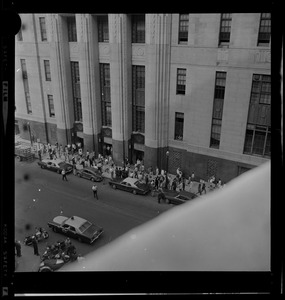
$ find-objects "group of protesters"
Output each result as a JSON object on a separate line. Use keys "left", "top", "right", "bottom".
{"left": 37, "top": 141, "right": 226, "bottom": 193}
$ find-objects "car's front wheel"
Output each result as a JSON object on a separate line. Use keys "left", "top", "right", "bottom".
{"left": 166, "top": 199, "right": 170, "bottom": 204}
{"left": 41, "top": 165, "right": 44, "bottom": 169}
{"left": 112, "top": 185, "right": 116, "bottom": 189}
{"left": 91, "top": 177, "right": 95, "bottom": 182}
{"left": 78, "top": 237, "right": 83, "bottom": 243}
{"left": 133, "top": 190, "right": 137, "bottom": 195}
{"left": 57, "top": 169, "right": 61, "bottom": 174}
{"left": 52, "top": 227, "right": 58, "bottom": 233}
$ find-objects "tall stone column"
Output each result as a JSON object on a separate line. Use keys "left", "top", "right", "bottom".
{"left": 48, "top": 14, "right": 74, "bottom": 146}
{"left": 77, "top": 14, "right": 102, "bottom": 154}
{"left": 109, "top": 14, "right": 132, "bottom": 165}
{"left": 144, "top": 14, "right": 172, "bottom": 170}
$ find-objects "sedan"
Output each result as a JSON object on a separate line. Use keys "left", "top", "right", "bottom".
{"left": 47, "top": 215, "right": 103, "bottom": 244}
{"left": 38, "top": 159, "right": 73, "bottom": 174}
{"left": 164, "top": 190, "right": 198, "bottom": 205}
{"left": 75, "top": 167, "right": 103, "bottom": 182}
{"left": 109, "top": 177, "right": 150, "bottom": 195}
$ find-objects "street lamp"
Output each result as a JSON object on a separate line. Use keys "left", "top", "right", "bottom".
{"left": 27, "top": 122, "right": 32, "bottom": 146}
{"left": 165, "top": 150, "right": 170, "bottom": 190}
{"left": 166, "top": 150, "right": 169, "bottom": 173}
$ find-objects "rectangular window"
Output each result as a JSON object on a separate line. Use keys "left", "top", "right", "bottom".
{"left": 244, "top": 74, "right": 271, "bottom": 157}
{"left": 25, "top": 92, "right": 32, "bottom": 114}
{"left": 210, "top": 72, "right": 227, "bottom": 148}
{"left": 132, "top": 15, "right": 145, "bottom": 43}
{"left": 257, "top": 13, "right": 271, "bottom": 46}
{"left": 70, "top": 61, "right": 82, "bottom": 122}
{"left": 98, "top": 15, "right": 109, "bottom": 42}
{"left": 20, "top": 59, "right": 28, "bottom": 79}
{"left": 100, "top": 63, "right": 111, "bottom": 126}
{"left": 39, "top": 17, "right": 47, "bottom": 41}
{"left": 47, "top": 95, "right": 55, "bottom": 117}
{"left": 178, "top": 14, "right": 189, "bottom": 44}
{"left": 219, "top": 13, "right": 232, "bottom": 45}
{"left": 132, "top": 65, "right": 145, "bottom": 132}
{"left": 250, "top": 74, "right": 271, "bottom": 105}
{"left": 176, "top": 68, "right": 186, "bottom": 95}
{"left": 17, "top": 27, "right": 23, "bottom": 41}
{"left": 67, "top": 16, "right": 77, "bottom": 42}
{"left": 244, "top": 125, "right": 271, "bottom": 157}
{"left": 44, "top": 60, "right": 51, "bottom": 81}
{"left": 20, "top": 59, "right": 32, "bottom": 114}
{"left": 174, "top": 112, "right": 184, "bottom": 141}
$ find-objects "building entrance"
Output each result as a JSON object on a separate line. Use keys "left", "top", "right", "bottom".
{"left": 133, "top": 149, "right": 144, "bottom": 165}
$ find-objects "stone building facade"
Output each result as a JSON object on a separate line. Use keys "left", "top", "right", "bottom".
{"left": 15, "top": 13, "right": 271, "bottom": 182}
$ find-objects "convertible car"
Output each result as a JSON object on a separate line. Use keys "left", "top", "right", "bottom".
{"left": 109, "top": 177, "right": 150, "bottom": 195}
{"left": 38, "top": 158, "right": 73, "bottom": 174}
{"left": 47, "top": 215, "right": 103, "bottom": 244}
{"left": 163, "top": 190, "right": 198, "bottom": 205}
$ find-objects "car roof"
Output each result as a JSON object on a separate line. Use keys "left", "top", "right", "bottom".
{"left": 81, "top": 167, "right": 100, "bottom": 173}
{"left": 65, "top": 216, "right": 88, "bottom": 228}
{"left": 122, "top": 177, "right": 139, "bottom": 184}
{"left": 42, "top": 158, "right": 65, "bottom": 164}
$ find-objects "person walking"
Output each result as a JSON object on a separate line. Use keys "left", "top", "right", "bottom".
{"left": 92, "top": 184, "right": 98, "bottom": 200}
{"left": 201, "top": 180, "right": 207, "bottom": 194}
{"left": 32, "top": 236, "right": 39, "bottom": 256}
{"left": 61, "top": 169, "right": 68, "bottom": 181}
{"left": 15, "top": 240, "right": 22, "bottom": 257}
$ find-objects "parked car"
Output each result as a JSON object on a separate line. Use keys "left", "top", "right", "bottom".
{"left": 164, "top": 190, "right": 198, "bottom": 205}
{"left": 109, "top": 177, "right": 150, "bottom": 195}
{"left": 75, "top": 167, "right": 103, "bottom": 182}
{"left": 47, "top": 215, "right": 103, "bottom": 244}
{"left": 38, "top": 158, "right": 73, "bottom": 174}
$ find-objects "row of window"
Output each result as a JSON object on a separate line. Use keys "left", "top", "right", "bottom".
{"left": 18, "top": 15, "right": 145, "bottom": 44}
{"left": 174, "top": 72, "right": 270, "bottom": 157}
{"left": 178, "top": 13, "right": 271, "bottom": 46}
{"left": 20, "top": 57, "right": 270, "bottom": 157}
{"left": 18, "top": 14, "right": 270, "bottom": 47}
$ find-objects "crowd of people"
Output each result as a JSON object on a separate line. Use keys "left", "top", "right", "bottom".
{"left": 36, "top": 142, "right": 225, "bottom": 192}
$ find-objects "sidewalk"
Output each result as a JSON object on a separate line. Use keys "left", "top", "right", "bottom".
{"left": 15, "top": 244, "right": 41, "bottom": 272}
{"left": 15, "top": 136, "right": 213, "bottom": 195}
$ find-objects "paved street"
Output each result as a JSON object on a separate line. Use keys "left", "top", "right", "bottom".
{"left": 15, "top": 158, "right": 172, "bottom": 271}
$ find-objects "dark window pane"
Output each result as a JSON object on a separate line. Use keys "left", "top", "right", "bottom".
{"left": 178, "top": 14, "right": 189, "bottom": 43}
{"left": 39, "top": 17, "right": 47, "bottom": 41}
{"left": 243, "top": 129, "right": 253, "bottom": 153}
{"left": 175, "top": 112, "right": 184, "bottom": 140}
{"left": 252, "top": 131, "right": 266, "bottom": 155}
{"left": 67, "top": 16, "right": 77, "bottom": 42}
{"left": 258, "top": 13, "right": 271, "bottom": 45}
{"left": 98, "top": 16, "right": 109, "bottom": 42}
{"left": 132, "top": 15, "right": 145, "bottom": 43}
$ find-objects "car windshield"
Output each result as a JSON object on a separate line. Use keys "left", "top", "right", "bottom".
{"left": 78, "top": 221, "right": 92, "bottom": 233}
{"left": 59, "top": 162, "right": 71, "bottom": 168}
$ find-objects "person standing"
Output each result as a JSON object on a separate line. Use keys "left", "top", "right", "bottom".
{"left": 92, "top": 184, "right": 98, "bottom": 200}
{"left": 38, "top": 149, "right": 42, "bottom": 161}
{"left": 15, "top": 240, "right": 22, "bottom": 257}
{"left": 32, "top": 236, "right": 39, "bottom": 256}
{"left": 182, "top": 177, "right": 186, "bottom": 191}
{"left": 197, "top": 182, "right": 202, "bottom": 195}
{"left": 61, "top": 169, "right": 68, "bottom": 181}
